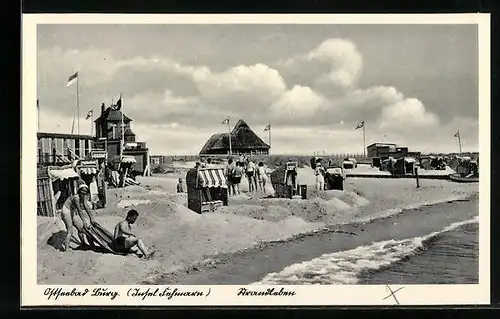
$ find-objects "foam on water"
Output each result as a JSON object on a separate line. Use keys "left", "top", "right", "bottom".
{"left": 350, "top": 194, "right": 471, "bottom": 224}
{"left": 251, "top": 216, "right": 478, "bottom": 285}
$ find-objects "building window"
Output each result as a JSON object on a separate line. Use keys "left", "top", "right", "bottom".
{"left": 55, "top": 138, "right": 64, "bottom": 155}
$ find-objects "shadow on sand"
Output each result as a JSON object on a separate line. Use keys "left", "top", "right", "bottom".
{"left": 46, "top": 230, "right": 112, "bottom": 254}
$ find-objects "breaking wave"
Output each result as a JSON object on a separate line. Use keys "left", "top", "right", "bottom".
{"left": 251, "top": 216, "right": 478, "bottom": 285}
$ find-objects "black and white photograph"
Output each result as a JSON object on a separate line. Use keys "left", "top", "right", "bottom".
{"left": 22, "top": 14, "right": 490, "bottom": 306}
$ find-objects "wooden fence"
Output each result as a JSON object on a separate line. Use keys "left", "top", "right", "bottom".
{"left": 37, "top": 178, "right": 54, "bottom": 217}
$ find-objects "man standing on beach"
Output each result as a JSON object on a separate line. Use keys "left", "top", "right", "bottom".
{"left": 225, "top": 159, "right": 235, "bottom": 196}
{"left": 245, "top": 158, "right": 257, "bottom": 192}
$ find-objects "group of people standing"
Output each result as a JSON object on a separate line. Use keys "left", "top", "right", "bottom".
{"left": 225, "top": 157, "right": 268, "bottom": 196}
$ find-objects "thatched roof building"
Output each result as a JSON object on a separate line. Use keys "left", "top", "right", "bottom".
{"left": 199, "top": 119, "right": 270, "bottom": 155}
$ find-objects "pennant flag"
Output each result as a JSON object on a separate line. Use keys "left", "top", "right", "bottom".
{"left": 221, "top": 118, "right": 230, "bottom": 125}
{"left": 454, "top": 130, "right": 460, "bottom": 138}
{"left": 111, "top": 96, "right": 122, "bottom": 111}
{"left": 264, "top": 124, "right": 271, "bottom": 131}
{"left": 66, "top": 71, "right": 78, "bottom": 87}
{"left": 355, "top": 121, "right": 364, "bottom": 130}
{"left": 85, "top": 109, "right": 93, "bottom": 120}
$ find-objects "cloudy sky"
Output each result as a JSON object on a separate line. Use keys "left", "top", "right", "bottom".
{"left": 37, "top": 24, "right": 478, "bottom": 155}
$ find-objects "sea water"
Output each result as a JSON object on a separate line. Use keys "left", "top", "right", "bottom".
{"left": 251, "top": 216, "right": 479, "bottom": 285}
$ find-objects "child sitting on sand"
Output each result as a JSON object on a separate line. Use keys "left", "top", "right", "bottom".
{"left": 176, "top": 178, "right": 184, "bottom": 193}
{"left": 112, "top": 209, "right": 156, "bottom": 259}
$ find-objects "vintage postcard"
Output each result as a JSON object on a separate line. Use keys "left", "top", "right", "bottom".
{"left": 22, "top": 14, "right": 490, "bottom": 306}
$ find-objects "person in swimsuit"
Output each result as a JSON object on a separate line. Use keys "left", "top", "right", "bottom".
{"left": 112, "top": 209, "right": 156, "bottom": 259}
{"left": 256, "top": 162, "right": 267, "bottom": 192}
{"left": 231, "top": 162, "right": 243, "bottom": 195}
{"left": 60, "top": 183, "right": 96, "bottom": 252}
{"left": 245, "top": 158, "right": 256, "bottom": 192}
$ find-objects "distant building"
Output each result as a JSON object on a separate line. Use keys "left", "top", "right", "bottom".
{"left": 93, "top": 103, "right": 150, "bottom": 175}
{"left": 199, "top": 119, "right": 270, "bottom": 155}
{"left": 367, "top": 142, "right": 420, "bottom": 159}
{"left": 367, "top": 143, "right": 397, "bottom": 158}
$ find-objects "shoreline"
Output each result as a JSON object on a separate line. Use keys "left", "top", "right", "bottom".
{"left": 153, "top": 194, "right": 478, "bottom": 285}
{"left": 37, "top": 175, "right": 479, "bottom": 285}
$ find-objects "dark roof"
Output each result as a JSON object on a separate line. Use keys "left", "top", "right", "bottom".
{"left": 199, "top": 119, "right": 270, "bottom": 154}
{"left": 124, "top": 128, "right": 135, "bottom": 136}
{"left": 94, "top": 107, "right": 132, "bottom": 123}
{"left": 367, "top": 142, "right": 397, "bottom": 148}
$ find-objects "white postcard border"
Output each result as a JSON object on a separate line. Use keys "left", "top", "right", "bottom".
{"left": 22, "top": 13, "right": 491, "bottom": 306}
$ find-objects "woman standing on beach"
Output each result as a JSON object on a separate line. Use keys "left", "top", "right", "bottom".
{"left": 245, "top": 158, "right": 257, "bottom": 192}
{"left": 232, "top": 161, "right": 243, "bottom": 195}
{"left": 60, "top": 183, "right": 96, "bottom": 252}
{"left": 257, "top": 162, "right": 267, "bottom": 192}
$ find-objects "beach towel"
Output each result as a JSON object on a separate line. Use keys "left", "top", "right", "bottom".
{"left": 264, "top": 182, "right": 275, "bottom": 196}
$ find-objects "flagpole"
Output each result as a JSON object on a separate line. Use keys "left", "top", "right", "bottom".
{"left": 77, "top": 70, "right": 80, "bottom": 135}
{"left": 90, "top": 110, "right": 93, "bottom": 136}
{"left": 228, "top": 117, "right": 232, "bottom": 155}
{"left": 268, "top": 121, "right": 272, "bottom": 155}
{"left": 71, "top": 104, "right": 76, "bottom": 134}
{"left": 363, "top": 121, "right": 366, "bottom": 158}
{"left": 37, "top": 99, "right": 40, "bottom": 132}
{"left": 457, "top": 130, "right": 462, "bottom": 155}
{"left": 120, "top": 93, "right": 124, "bottom": 159}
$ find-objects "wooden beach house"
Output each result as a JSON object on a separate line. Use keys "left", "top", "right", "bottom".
{"left": 93, "top": 103, "right": 150, "bottom": 176}
{"left": 199, "top": 119, "right": 270, "bottom": 156}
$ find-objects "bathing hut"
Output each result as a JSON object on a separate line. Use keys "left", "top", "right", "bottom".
{"left": 74, "top": 159, "right": 106, "bottom": 208}
{"left": 380, "top": 157, "right": 397, "bottom": 173}
{"left": 37, "top": 165, "right": 80, "bottom": 217}
{"left": 270, "top": 161, "right": 306, "bottom": 199}
{"left": 456, "top": 157, "right": 478, "bottom": 177}
{"left": 393, "top": 157, "right": 417, "bottom": 175}
{"left": 324, "top": 167, "right": 345, "bottom": 190}
{"left": 186, "top": 166, "right": 228, "bottom": 214}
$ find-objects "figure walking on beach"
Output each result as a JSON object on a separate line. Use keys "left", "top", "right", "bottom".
{"left": 315, "top": 162, "right": 326, "bottom": 191}
{"left": 112, "top": 209, "right": 156, "bottom": 259}
{"left": 225, "top": 158, "right": 235, "bottom": 196}
{"left": 60, "top": 183, "right": 96, "bottom": 252}
{"left": 245, "top": 158, "right": 257, "bottom": 192}
{"left": 232, "top": 161, "right": 243, "bottom": 195}
{"left": 257, "top": 162, "right": 267, "bottom": 192}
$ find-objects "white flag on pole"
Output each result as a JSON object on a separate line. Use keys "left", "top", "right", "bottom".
{"left": 66, "top": 71, "right": 78, "bottom": 87}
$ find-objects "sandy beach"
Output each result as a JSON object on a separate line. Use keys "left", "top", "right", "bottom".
{"left": 37, "top": 166, "right": 479, "bottom": 285}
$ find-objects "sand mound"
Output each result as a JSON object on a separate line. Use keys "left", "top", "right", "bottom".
{"left": 219, "top": 204, "right": 292, "bottom": 222}
{"left": 325, "top": 197, "right": 352, "bottom": 211}
{"left": 123, "top": 185, "right": 147, "bottom": 193}
{"left": 117, "top": 199, "right": 152, "bottom": 208}
{"left": 231, "top": 193, "right": 250, "bottom": 201}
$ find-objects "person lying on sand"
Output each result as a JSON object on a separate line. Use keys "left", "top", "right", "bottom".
{"left": 112, "top": 209, "right": 156, "bottom": 259}
{"left": 60, "top": 183, "right": 96, "bottom": 252}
